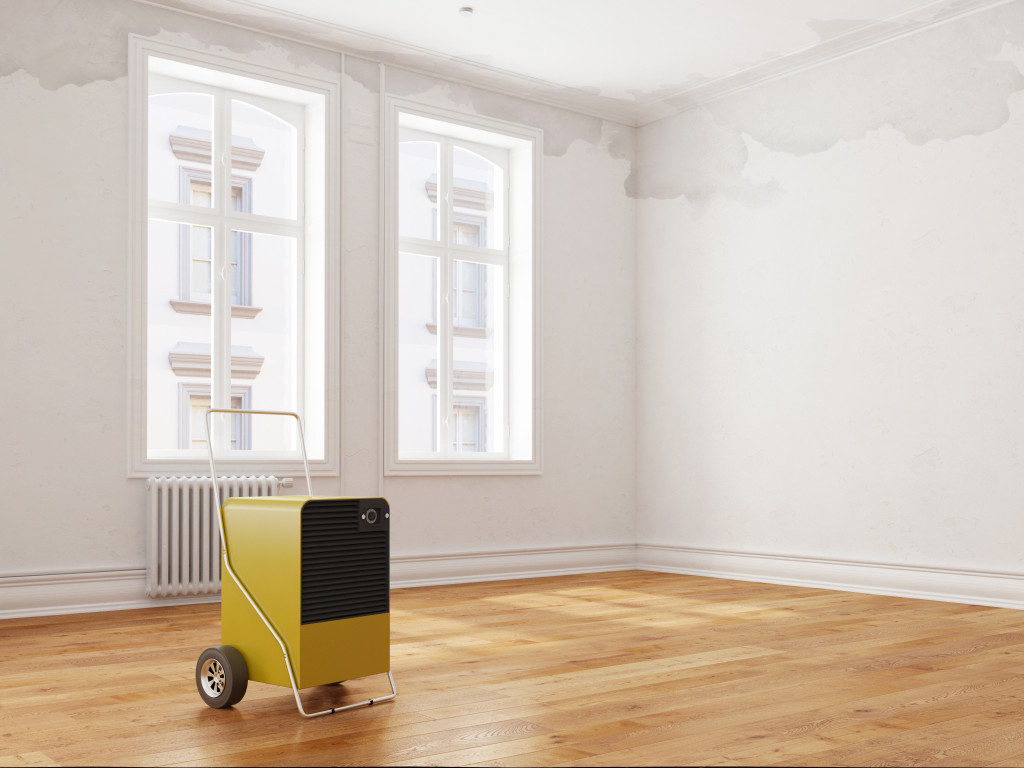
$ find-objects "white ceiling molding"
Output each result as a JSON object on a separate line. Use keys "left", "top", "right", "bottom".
{"left": 634, "top": 0, "right": 1019, "bottom": 125}
{"left": 135, "top": 0, "right": 640, "bottom": 124}
{"left": 136, "top": 0, "right": 1015, "bottom": 127}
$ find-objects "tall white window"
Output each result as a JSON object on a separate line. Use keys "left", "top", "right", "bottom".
{"left": 130, "top": 39, "right": 339, "bottom": 475}
{"left": 386, "top": 101, "right": 540, "bottom": 474}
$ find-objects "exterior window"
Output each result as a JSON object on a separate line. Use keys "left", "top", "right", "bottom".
{"left": 176, "top": 167, "right": 253, "bottom": 307}
{"left": 179, "top": 384, "right": 251, "bottom": 449}
{"left": 453, "top": 259, "right": 484, "bottom": 329}
{"left": 131, "top": 40, "right": 338, "bottom": 474}
{"left": 386, "top": 101, "right": 540, "bottom": 474}
{"left": 451, "top": 398, "right": 484, "bottom": 453}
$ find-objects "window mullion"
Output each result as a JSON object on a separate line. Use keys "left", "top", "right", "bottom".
{"left": 438, "top": 139, "right": 454, "bottom": 458}
{"left": 210, "top": 89, "right": 232, "bottom": 445}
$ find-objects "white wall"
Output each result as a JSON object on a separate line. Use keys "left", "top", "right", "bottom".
{"left": 635, "top": 2, "right": 1024, "bottom": 605}
{"left": 0, "top": 0, "right": 636, "bottom": 616}
{"left": 10, "top": 0, "right": 1020, "bottom": 619}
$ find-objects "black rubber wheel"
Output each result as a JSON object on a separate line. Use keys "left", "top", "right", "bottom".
{"left": 196, "top": 646, "right": 248, "bottom": 709}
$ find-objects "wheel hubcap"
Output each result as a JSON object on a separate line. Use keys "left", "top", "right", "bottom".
{"left": 201, "top": 658, "right": 226, "bottom": 697}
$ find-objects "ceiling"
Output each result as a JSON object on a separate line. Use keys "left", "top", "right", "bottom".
{"left": 156, "top": 0, "right": 1003, "bottom": 124}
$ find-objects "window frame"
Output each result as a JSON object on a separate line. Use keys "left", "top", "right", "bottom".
{"left": 384, "top": 97, "right": 542, "bottom": 476}
{"left": 127, "top": 36, "right": 341, "bottom": 478}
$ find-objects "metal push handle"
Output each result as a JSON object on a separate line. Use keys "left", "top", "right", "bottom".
{"left": 202, "top": 409, "right": 305, "bottom": 710}
{"left": 204, "top": 408, "right": 313, "bottom": 512}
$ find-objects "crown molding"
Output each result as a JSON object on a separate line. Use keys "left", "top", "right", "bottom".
{"left": 131, "top": 0, "right": 640, "bottom": 125}
{"left": 135, "top": 0, "right": 1014, "bottom": 128}
{"left": 633, "top": 0, "right": 1017, "bottom": 125}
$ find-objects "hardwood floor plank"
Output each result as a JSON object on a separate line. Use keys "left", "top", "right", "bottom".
{"left": 3, "top": 571, "right": 1024, "bottom": 766}
{"left": 380, "top": 735, "right": 589, "bottom": 766}
{"left": 0, "top": 754, "right": 61, "bottom": 767}
{"left": 464, "top": 745, "right": 595, "bottom": 766}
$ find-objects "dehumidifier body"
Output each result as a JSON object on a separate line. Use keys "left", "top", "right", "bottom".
{"left": 220, "top": 495, "right": 391, "bottom": 688}
{"left": 194, "top": 408, "right": 396, "bottom": 717}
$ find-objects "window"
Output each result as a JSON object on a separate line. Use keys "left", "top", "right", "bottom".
{"left": 385, "top": 100, "right": 540, "bottom": 474}
{"left": 451, "top": 397, "right": 485, "bottom": 453}
{"left": 129, "top": 38, "right": 339, "bottom": 475}
{"left": 174, "top": 159, "right": 254, "bottom": 310}
{"left": 178, "top": 384, "right": 251, "bottom": 449}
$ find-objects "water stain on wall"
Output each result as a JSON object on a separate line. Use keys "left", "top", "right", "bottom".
{"left": 3, "top": 0, "right": 632, "bottom": 168}
{"left": 720, "top": 5, "right": 1024, "bottom": 154}
{"left": 0, "top": 0, "right": 340, "bottom": 89}
{"left": 633, "top": 107, "right": 779, "bottom": 204}
{"left": 629, "top": 2, "right": 1024, "bottom": 202}
{"left": 370, "top": 65, "right": 633, "bottom": 160}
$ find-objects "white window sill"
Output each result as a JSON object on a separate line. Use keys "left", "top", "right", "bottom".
{"left": 129, "top": 457, "right": 336, "bottom": 479}
{"left": 385, "top": 458, "right": 541, "bottom": 476}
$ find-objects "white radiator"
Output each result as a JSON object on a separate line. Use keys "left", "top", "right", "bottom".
{"left": 146, "top": 475, "right": 280, "bottom": 597}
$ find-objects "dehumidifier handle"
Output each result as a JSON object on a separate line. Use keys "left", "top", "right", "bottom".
{"left": 203, "top": 408, "right": 314, "bottom": 513}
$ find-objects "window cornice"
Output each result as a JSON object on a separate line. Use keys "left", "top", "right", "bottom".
{"left": 168, "top": 126, "right": 266, "bottom": 172}
{"left": 169, "top": 299, "right": 263, "bottom": 319}
{"left": 167, "top": 342, "right": 265, "bottom": 379}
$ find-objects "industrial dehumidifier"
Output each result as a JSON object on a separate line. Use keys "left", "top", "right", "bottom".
{"left": 194, "top": 409, "right": 396, "bottom": 717}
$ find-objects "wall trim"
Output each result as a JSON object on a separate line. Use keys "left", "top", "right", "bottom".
{"left": 6, "top": 544, "right": 1023, "bottom": 619}
{"left": 0, "top": 569, "right": 218, "bottom": 620}
{"left": 637, "top": 544, "right": 1024, "bottom": 611}
{"left": 134, "top": 0, "right": 1013, "bottom": 127}
{"left": 132, "top": 0, "right": 638, "bottom": 126}
{"left": 637, "top": 0, "right": 1017, "bottom": 124}
{"left": 0, "top": 546, "right": 636, "bottom": 619}
{"left": 389, "top": 544, "right": 637, "bottom": 589}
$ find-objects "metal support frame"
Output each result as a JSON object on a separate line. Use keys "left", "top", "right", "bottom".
{"left": 205, "top": 408, "right": 397, "bottom": 717}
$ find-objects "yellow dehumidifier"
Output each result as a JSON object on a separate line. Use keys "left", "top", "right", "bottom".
{"left": 194, "top": 409, "right": 396, "bottom": 717}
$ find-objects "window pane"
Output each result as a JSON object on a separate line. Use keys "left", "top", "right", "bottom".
{"left": 148, "top": 93, "right": 213, "bottom": 207}
{"left": 453, "top": 260, "right": 481, "bottom": 327}
{"left": 231, "top": 100, "right": 297, "bottom": 219}
{"left": 398, "top": 252, "right": 440, "bottom": 456}
{"left": 189, "top": 179, "right": 212, "bottom": 207}
{"left": 452, "top": 146, "right": 503, "bottom": 249}
{"left": 190, "top": 392, "right": 247, "bottom": 449}
{"left": 189, "top": 224, "right": 213, "bottom": 299}
{"left": 452, "top": 261, "right": 504, "bottom": 453}
{"left": 147, "top": 219, "right": 211, "bottom": 454}
{"left": 453, "top": 403, "right": 481, "bottom": 453}
{"left": 399, "top": 141, "right": 440, "bottom": 241}
{"left": 228, "top": 232, "right": 298, "bottom": 452}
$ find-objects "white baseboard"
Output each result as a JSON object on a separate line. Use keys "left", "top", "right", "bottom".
{"left": 637, "top": 544, "right": 1024, "bottom": 610}
{"left": 0, "top": 569, "right": 218, "bottom": 619}
{"left": 4, "top": 543, "right": 1023, "bottom": 619}
{"left": 0, "top": 545, "right": 637, "bottom": 619}
{"left": 390, "top": 544, "right": 638, "bottom": 589}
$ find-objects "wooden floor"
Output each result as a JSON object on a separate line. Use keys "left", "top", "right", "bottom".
{"left": 3, "top": 571, "right": 1024, "bottom": 767}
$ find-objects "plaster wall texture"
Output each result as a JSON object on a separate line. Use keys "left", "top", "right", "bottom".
{"left": 0, "top": 0, "right": 636, "bottom": 584}
{"left": 7, "top": 0, "right": 1017, "bottom": 607}
{"left": 636, "top": 1, "right": 1024, "bottom": 572}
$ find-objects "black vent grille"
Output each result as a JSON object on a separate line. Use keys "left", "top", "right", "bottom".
{"left": 301, "top": 499, "right": 389, "bottom": 625}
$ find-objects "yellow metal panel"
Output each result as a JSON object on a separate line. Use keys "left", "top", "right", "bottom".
{"left": 218, "top": 495, "right": 391, "bottom": 692}
{"left": 221, "top": 570, "right": 293, "bottom": 687}
{"left": 298, "top": 613, "right": 391, "bottom": 688}
{"left": 220, "top": 496, "right": 306, "bottom": 687}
